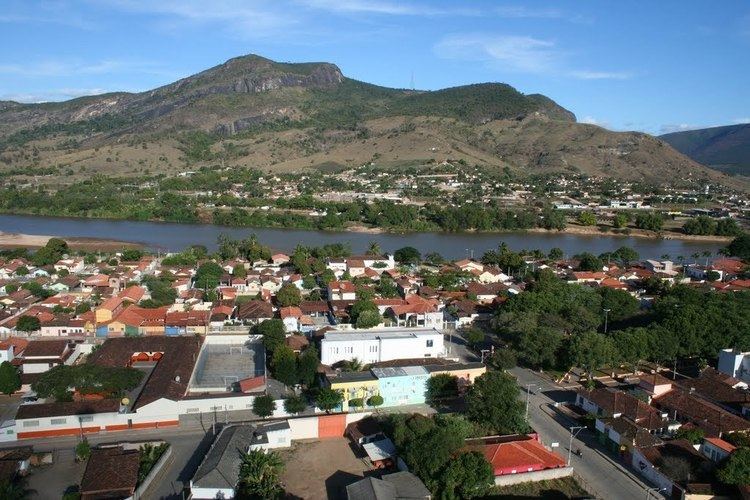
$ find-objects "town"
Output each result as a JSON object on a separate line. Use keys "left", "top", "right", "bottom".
{"left": 0, "top": 231, "right": 747, "bottom": 499}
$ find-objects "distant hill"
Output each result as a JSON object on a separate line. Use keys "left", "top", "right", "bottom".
{"left": 0, "top": 53, "right": 740, "bottom": 189}
{"left": 660, "top": 123, "right": 750, "bottom": 176}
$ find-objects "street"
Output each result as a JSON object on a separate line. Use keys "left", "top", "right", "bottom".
{"left": 510, "top": 367, "right": 664, "bottom": 500}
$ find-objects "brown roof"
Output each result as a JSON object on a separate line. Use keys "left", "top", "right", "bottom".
{"left": 653, "top": 387, "right": 750, "bottom": 436}
{"left": 15, "top": 399, "right": 121, "bottom": 420}
{"left": 80, "top": 446, "right": 140, "bottom": 497}
{"left": 22, "top": 339, "right": 70, "bottom": 358}
{"left": 235, "top": 300, "right": 273, "bottom": 320}
{"left": 300, "top": 300, "right": 330, "bottom": 314}
{"left": 88, "top": 336, "right": 203, "bottom": 409}
{"left": 577, "top": 388, "right": 665, "bottom": 430}
{"left": 677, "top": 367, "right": 750, "bottom": 408}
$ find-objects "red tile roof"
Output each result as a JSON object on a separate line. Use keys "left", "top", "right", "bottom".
{"left": 476, "top": 437, "right": 566, "bottom": 476}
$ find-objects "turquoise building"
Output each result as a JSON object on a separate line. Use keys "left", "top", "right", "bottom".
{"left": 370, "top": 366, "right": 429, "bottom": 407}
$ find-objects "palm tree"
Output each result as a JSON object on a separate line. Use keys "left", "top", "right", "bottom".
{"left": 661, "top": 254, "right": 670, "bottom": 261}
{"left": 342, "top": 357, "right": 363, "bottom": 372}
{"left": 691, "top": 252, "right": 700, "bottom": 264}
{"left": 0, "top": 477, "right": 35, "bottom": 500}
{"left": 702, "top": 250, "right": 712, "bottom": 266}
{"left": 366, "top": 241, "right": 382, "bottom": 256}
{"left": 238, "top": 449, "right": 285, "bottom": 499}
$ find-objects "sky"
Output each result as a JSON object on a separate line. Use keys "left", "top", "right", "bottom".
{"left": 1, "top": 0, "right": 748, "bottom": 135}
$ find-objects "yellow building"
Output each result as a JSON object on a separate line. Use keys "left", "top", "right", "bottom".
{"left": 425, "top": 362, "right": 487, "bottom": 393}
{"left": 328, "top": 371, "right": 381, "bottom": 412}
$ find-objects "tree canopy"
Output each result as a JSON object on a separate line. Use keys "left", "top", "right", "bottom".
{"left": 465, "top": 372, "right": 527, "bottom": 435}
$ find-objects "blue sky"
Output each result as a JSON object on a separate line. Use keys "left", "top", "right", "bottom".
{"left": 1, "top": 0, "right": 748, "bottom": 134}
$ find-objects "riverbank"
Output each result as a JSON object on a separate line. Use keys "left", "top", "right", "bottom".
{"left": 527, "top": 225, "right": 735, "bottom": 243}
{"left": 0, "top": 232, "right": 143, "bottom": 251}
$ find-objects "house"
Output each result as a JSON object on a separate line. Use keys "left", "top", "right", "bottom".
{"left": 328, "top": 280, "right": 357, "bottom": 301}
{"left": 385, "top": 295, "right": 442, "bottom": 329}
{"left": 651, "top": 387, "right": 750, "bottom": 436}
{"left": 700, "top": 437, "right": 735, "bottom": 463}
{"left": 424, "top": 362, "right": 486, "bottom": 392}
{"left": 191, "top": 423, "right": 291, "bottom": 499}
{"left": 575, "top": 388, "right": 667, "bottom": 431}
{"left": 165, "top": 310, "right": 211, "bottom": 336}
{"left": 280, "top": 306, "right": 304, "bottom": 333}
{"left": 466, "top": 434, "right": 570, "bottom": 486}
{"left": 234, "top": 300, "right": 273, "bottom": 325}
{"left": 717, "top": 348, "right": 750, "bottom": 384}
{"left": 19, "top": 339, "right": 72, "bottom": 374}
{"left": 631, "top": 440, "right": 715, "bottom": 498}
{"left": 455, "top": 259, "right": 483, "bottom": 273}
{"left": 94, "top": 296, "right": 124, "bottom": 323}
{"left": 329, "top": 371, "right": 380, "bottom": 411}
{"left": 346, "top": 417, "right": 386, "bottom": 445}
{"left": 320, "top": 328, "right": 444, "bottom": 366}
{"left": 371, "top": 366, "right": 430, "bottom": 407}
{"left": 346, "top": 471, "right": 431, "bottom": 500}
{"left": 0, "top": 446, "right": 32, "bottom": 484}
{"left": 79, "top": 446, "right": 140, "bottom": 500}
{"left": 271, "top": 253, "right": 290, "bottom": 266}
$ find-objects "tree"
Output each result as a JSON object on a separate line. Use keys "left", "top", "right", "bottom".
{"left": 724, "top": 233, "right": 750, "bottom": 260}
{"left": 394, "top": 246, "right": 421, "bottom": 265}
{"left": 194, "top": 261, "right": 224, "bottom": 290}
{"left": 463, "top": 327, "right": 485, "bottom": 350}
{"left": 465, "top": 372, "right": 527, "bottom": 435}
{"left": 367, "top": 394, "right": 383, "bottom": 409}
{"left": 683, "top": 216, "right": 717, "bottom": 236}
{"left": 675, "top": 426, "right": 705, "bottom": 444}
{"left": 706, "top": 270, "right": 721, "bottom": 281}
{"left": 0, "top": 362, "right": 20, "bottom": 396}
{"left": 14, "top": 266, "right": 28, "bottom": 276}
{"left": 121, "top": 249, "right": 143, "bottom": 261}
{"left": 253, "top": 395, "right": 276, "bottom": 418}
{"left": 490, "top": 348, "right": 517, "bottom": 371}
{"left": 576, "top": 252, "right": 604, "bottom": 272}
{"left": 16, "top": 316, "right": 40, "bottom": 333}
{"left": 366, "top": 241, "right": 382, "bottom": 256}
{"left": 441, "top": 451, "right": 493, "bottom": 499}
{"left": 350, "top": 299, "right": 378, "bottom": 325}
{"left": 599, "top": 287, "right": 640, "bottom": 321}
{"left": 611, "top": 246, "right": 640, "bottom": 267}
{"left": 257, "top": 319, "right": 286, "bottom": 353}
{"left": 613, "top": 213, "right": 629, "bottom": 229}
{"left": 355, "top": 309, "right": 381, "bottom": 329}
{"left": 577, "top": 211, "right": 597, "bottom": 226}
{"left": 341, "top": 358, "right": 363, "bottom": 372}
{"left": 276, "top": 283, "right": 301, "bottom": 307}
{"left": 716, "top": 218, "right": 741, "bottom": 237}
{"left": 297, "top": 345, "right": 319, "bottom": 387}
{"left": 75, "top": 439, "right": 91, "bottom": 461}
{"left": 232, "top": 264, "right": 247, "bottom": 278}
{"left": 426, "top": 374, "right": 459, "bottom": 407}
{"left": 271, "top": 346, "right": 297, "bottom": 387}
{"left": 635, "top": 212, "right": 664, "bottom": 231}
{"left": 567, "top": 331, "right": 616, "bottom": 375}
{"left": 32, "top": 237, "right": 69, "bottom": 266}
{"left": 0, "top": 476, "right": 34, "bottom": 500}
{"left": 283, "top": 394, "right": 306, "bottom": 415}
{"left": 718, "top": 447, "right": 750, "bottom": 485}
{"left": 548, "top": 247, "right": 564, "bottom": 260}
{"left": 238, "top": 449, "right": 284, "bottom": 499}
{"left": 315, "top": 388, "right": 343, "bottom": 413}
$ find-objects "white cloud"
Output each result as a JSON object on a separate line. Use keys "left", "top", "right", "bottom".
{"left": 435, "top": 34, "right": 633, "bottom": 79}
{"left": 568, "top": 70, "right": 633, "bottom": 80}
{"left": 0, "top": 59, "right": 173, "bottom": 78}
{"left": 103, "top": 0, "right": 300, "bottom": 39}
{"left": 300, "top": 0, "right": 479, "bottom": 16}
{"left": 580, "top": 116, "right": 610, "bottom": 128}
{"left": 435, "top": 34, "right": 558, "bottom": 74}
{"left": 0, "top": 88, "right": 119, "bottom": 103}
{"left": 659, "top": 123, "right": 702, "bottom": 134}
{"left": 732, "top": 117, "right": 750, "bottom": 124}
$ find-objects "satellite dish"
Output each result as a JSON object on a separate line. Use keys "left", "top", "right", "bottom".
{"left": 121, "top": 397, "right": 130, "bottom": 406}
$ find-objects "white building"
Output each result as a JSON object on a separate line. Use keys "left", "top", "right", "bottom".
{"left": 320, "top": 328, "right": 445, "bottom": 365}
{"left": 718, "top": 349, "right": 750, "bottom": 384}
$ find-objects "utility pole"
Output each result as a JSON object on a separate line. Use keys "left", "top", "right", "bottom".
{"left": 603, "top": 308, "right": 611, "bottom": 334}
{"left": 525, "top": 383, "right": 537, "bottom": 421}
{"left": 567, "top": 426, "right": 585, "bottom": 465}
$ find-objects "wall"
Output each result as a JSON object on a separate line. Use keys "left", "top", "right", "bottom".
{"left": 321, "top": 331, "right": 444, "bottom": 365}
{"left": 132, "top": 444, "right": 173, "bottom": 500}
{"left": 378, "top": 374, "right": 429, "bottom": 407}
{"left": 492, "top": 466, "right": 573, "bottom": 486}
{"left": 631, "top": 448, "right": 674, "bottom": 493}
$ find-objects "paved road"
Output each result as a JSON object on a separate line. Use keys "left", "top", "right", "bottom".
{"left": 510, "top": 367, "right": 665, "bottom": 500}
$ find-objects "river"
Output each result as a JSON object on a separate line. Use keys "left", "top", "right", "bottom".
{"left": 0, "top": 214, "right": 727, "bottom": 260}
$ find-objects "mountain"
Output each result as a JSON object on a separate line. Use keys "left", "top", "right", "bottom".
{"left": 660, "top": 123, "right": 750, "bottom": 177}
{"left": 0, "top": 54, "right": 740, "bottom": 189}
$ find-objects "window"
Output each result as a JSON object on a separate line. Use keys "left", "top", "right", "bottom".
{"left": 50, "top": 418, "right": 67, "bottom": 425}
{"left": 426, "top": 340, "right": 433, "bottom": 347}
{"left": 22, "top": 421, "right": 39, "bottom": 428}
{"left": 79, "top": 416, "right": 94, "bottom": 423}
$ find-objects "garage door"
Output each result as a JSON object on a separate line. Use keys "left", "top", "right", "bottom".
{"left": 317, "top": 414, "right": 346, "bottom": 438}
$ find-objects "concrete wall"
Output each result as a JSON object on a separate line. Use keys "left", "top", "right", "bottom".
{"left": 492, "top": 466, "right": 574, "bottom": 486}
{"left": 632, "top": 448, "right": 674, "bottom": 493}
{"left": 132, "top": 444, "right": 173, "bottom": 500}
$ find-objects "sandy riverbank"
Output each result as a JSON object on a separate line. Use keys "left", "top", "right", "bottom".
{"left": 0, "top": 232, "right": 143, "bottom": 251}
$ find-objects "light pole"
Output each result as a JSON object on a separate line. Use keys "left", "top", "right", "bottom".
{"left": 567, "top": 426, "right": 585, "bottom": 465}
{"left": 524, "top": 383, "right": 537, "bottom": 421}
{"left": 603, "top": 308, "right": 611, "bottom": 334}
